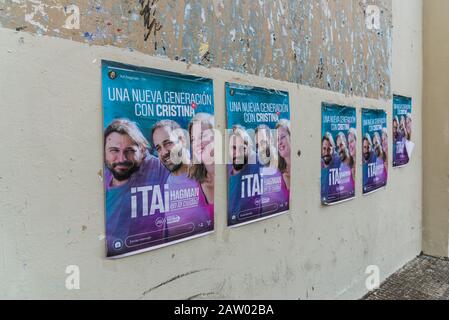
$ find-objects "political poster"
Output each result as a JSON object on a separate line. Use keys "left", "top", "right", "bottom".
{"left": 102, "top": 60, "right": 214, "bottom": 258}
{"left": 393, "top": 95, "right": 413, "bottom": 167}
{"left": 321, "top": 103, "right": 357, "bottom": 205}
{"left": 226, "top": 83, "right": 291, "bottom": 227}
{"left": 362, "top": 108, "right": 388, "bottom": 194}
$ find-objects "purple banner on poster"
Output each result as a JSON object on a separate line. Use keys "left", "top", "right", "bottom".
{"left": 362, "top": 108, "right": 388, "bottom": 194}
{"left": 393, "top": 95, "right": 413, "bottom": 167}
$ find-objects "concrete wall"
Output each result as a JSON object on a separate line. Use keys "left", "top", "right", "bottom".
{"left": 0, "top": 0, "right": 393, "bottom": 99}
{"left": 422, "top": 0, "right": 449, "bottom": 258}
{"left": 0, "top": 0, "right": 422, "bottom": 299}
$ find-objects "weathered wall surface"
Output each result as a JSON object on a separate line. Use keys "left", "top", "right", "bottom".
{"left": 0, "top": 0, "right": 392, "bottom": 99}
{"left": 422, "top": 0, "right": 449, "bottom": 258}
{"left": 0, "top": 0, "right": 421, "bottom": 299}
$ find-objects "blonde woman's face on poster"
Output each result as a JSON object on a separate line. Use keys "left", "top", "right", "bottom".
{"left": 191, "top": 122, "right": 214, "bottom": 165}
{"left": 382, "top": 132, "right": 388, "bottom": 154}
{"left": 277, "top": 126, "right": 290, "bottom": 160}
{"left": 348, "top": 132, "right": 356, "bottom": 157}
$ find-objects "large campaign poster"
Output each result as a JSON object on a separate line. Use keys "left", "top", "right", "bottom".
{"left": 102, "top": 60, "right": 215, "bottom": 258}
{"left": 321, "top": 103, "right": 357, "bottom": 205}
{"left": 225, "top": 83, "right": 291, "bottom": 227}
{"left": 362, "top": 108, "right": 388, "bottom": 194}
{"left": 393, "top": 95, "right": 413, "bottom": 167}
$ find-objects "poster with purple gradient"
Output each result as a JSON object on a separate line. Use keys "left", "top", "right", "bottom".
{"left": 321, "top": 103, "right": 357, "bottom": 205}
{"left": 102, "top": 60, "right": 214, "bottom": 258}
{"left": 393, "top": 95, "right": 413, "bottom": 167}
{"left": 226, "top": 83, "right": 291, "bottom": 227}
{"left": 362, "top": 108, "right": 388, "bottom": 194}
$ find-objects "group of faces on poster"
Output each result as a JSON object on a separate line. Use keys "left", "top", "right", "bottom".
{"left": 227, "top": 120, "right": 291, "bottom": 224}
{"left": 321, "top": 126, "right": 390, "bottom": 183}
{"left": 105, "top": 115, "right": 216, "bottom": 189}
{"left": 102, "top": 61, "right": 414, "bottom": 259}
{"left": 393, "top": 113, "right": 413, "bottom": 143}
{"left": 321, "top": 128, "right": 357, "bottom": 180}
{"left": 104, "top": 116, "right": 291, "bottom": 205}
{"left": 106, "top": 111, "right": 406, "bottom": 216}
{"left": 320, "top": 109, "right": 411, "bottom": 201}
{"left": 228, "top": 121, "right": 291, "bottom": 186}
{"left": 103, "top": 114, "right": 292, "bottom": 255}
{"left": 104, "top": 113, "right": 216, "bottom": 244}
{"left": 363, "top": 128, "right": 389, "bottom": 174}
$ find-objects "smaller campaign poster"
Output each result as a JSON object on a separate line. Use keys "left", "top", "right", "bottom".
{"left": 226, "top": 83, "right": 291, "bottom": 227}
{"left": 102, "top": 60, "right": 214, "bottom": 258}
{"left": 393, "top": 95, "right": 413, "bottom": 167}
{"left": 321, "top": 103, "right": 357, "bottom": 205}
{"left": 362, "top": 108, "right": 388, "bottom": 194}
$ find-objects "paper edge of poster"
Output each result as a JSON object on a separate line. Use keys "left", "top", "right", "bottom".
{"left": 106, "top": 230, "right": 215, "bottom": 259}
{"left": 393, "top": 162, "right": 410, "bottom": 169}
{"left": 362, "top": 184, "right": 387, "bottom": 196}
{"left": 322, "top": 196, "right": 356, "bottom": 206}
{"left": 101, "top": 59, "right": 214, "bottom": 84}
{"left": 228, "top": 210, "right": 290, "bottom": 229}
{"left": 225, "top": 81, "right": 290, "bottom": 97}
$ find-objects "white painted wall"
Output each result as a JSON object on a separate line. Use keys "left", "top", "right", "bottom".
{"left": 0, "top": 0, "right": 422, "bottom": 299}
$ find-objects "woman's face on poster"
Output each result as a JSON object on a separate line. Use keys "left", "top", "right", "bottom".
{"left": 393, "top": 120, "right": 398, "bottom": 138}
{"left": 382, "top": 132, "right": 388, "bottom": 154}
{"left": 372, "top": 134, "right": 377, "bottom": 145}
{"left": 373, "top": 134, "right": 383, "bottom": 158}
{"left": 336, "top": 134, "right": 349, "bottom": 162}
{"left": 277, "top": 126, "right": 291, "bottom": 160}
{"left": 406, "top": 117, "right": 412, "bottom": 138}
{"left": 191, "top": 122, "right": 214, "bottom": 165}
{"left": 348, "top": 132, "right": 356, "bottom": 158}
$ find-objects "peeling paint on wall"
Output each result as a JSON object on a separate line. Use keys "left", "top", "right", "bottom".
{"left": 0, "top": 0, "right": 392, "bottom": 99}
